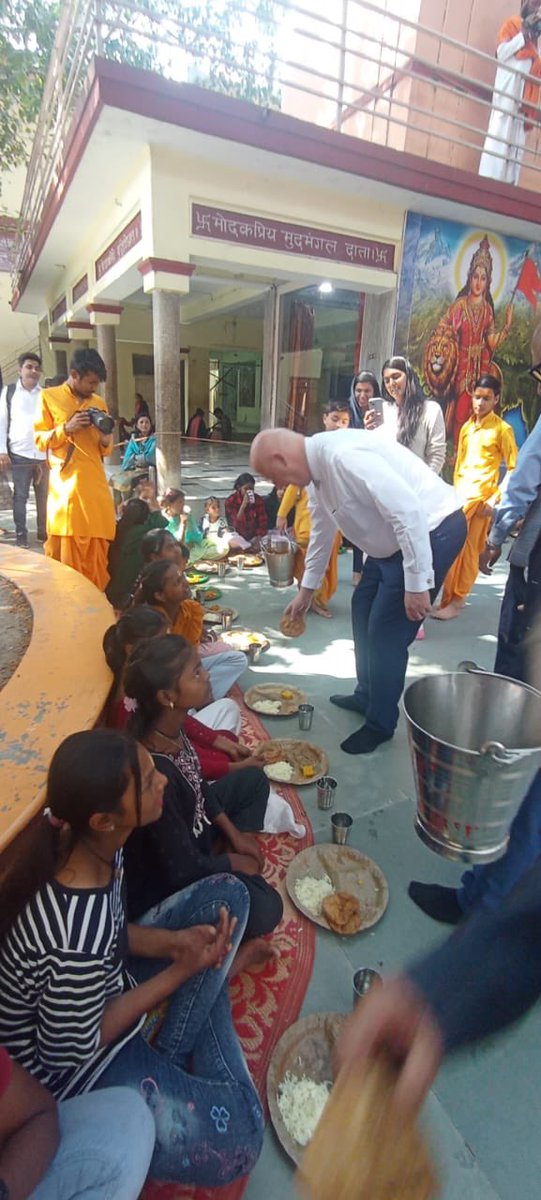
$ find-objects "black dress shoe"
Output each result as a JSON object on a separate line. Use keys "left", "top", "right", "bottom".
{"left": 329, "top": 694, "right": 366, "bottom": 714}
{"left": 408, "top": 882, "right": 463, "bottom": 924}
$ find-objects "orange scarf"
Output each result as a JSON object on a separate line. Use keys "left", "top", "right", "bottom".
{"left": 498, "top": 16, "right": 541, "bottom": 125}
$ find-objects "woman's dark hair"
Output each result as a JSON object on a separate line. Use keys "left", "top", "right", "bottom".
{"left": 133, "top": 559, "right": 174, "bottom": 607}
{"left": 233, "top": 473, "right": 255, "bottom": 491}
{"left": 354, "top": 371, "right": 381, "bottom": 397}
{"left": 134, "top": 413, "right": 154, "bottom": 434}
{"left": 107, "top": 499, "right": 149, "bottom": 582}
{"left": 141, "top": 527, "right": 176, "bottom": 563}
{"left": 103, "top": 605, "right": 168, "bottom": 682}
{"left": 125, "top": 634, "right": 193, "bottom": 739}
{"left": 382, "top": 356, "right": 425, "bottom": 449}
{"left": 0, "top": 731, "right": 141, "bottom": 941}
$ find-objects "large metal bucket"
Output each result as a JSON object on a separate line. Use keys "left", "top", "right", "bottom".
{"left": 403, "top": 669, "right": 541, "bottom": 864}
{"left": 261, "top": 536, "right": 297, "bottom": 589}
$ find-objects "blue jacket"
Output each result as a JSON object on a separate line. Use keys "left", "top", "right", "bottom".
{"left": 121, "top": 434, "right": 156, "bottom": 471}
{"left": 409, "top": 858, "right": 541, "bottom": 1051}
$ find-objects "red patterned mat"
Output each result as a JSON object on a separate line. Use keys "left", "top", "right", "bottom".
{"left": 143, "top": 686, "right": 315, "bottom": 1200}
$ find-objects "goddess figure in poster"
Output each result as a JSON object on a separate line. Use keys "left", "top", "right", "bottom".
{"left": 424, "top": 235, "right": 513, "bottom": 444}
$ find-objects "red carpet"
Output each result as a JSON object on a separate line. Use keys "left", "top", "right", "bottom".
{"left": 143, "top": 687, "right": 315, "bottom": 1200}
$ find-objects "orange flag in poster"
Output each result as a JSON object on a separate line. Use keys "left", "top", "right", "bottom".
{"left": 516, "top": 255, "right": 541, "bottom": 310}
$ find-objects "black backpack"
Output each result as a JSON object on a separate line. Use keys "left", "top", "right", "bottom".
{"left": 5, "top": 383, "right": 16, "bottom": 453}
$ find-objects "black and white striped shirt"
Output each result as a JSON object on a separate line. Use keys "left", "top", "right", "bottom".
{"left": 0, "top": 853, "right": 143, "bottom": 1100}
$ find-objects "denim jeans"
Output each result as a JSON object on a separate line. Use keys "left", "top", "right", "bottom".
{"left": 352, "top": 509, "right": 467, "bottom": 735}
{"left": 95, "top": 876, "right": 264, "bottom": 1186}
{"left": 30, "top": 1088, "right": 155, "bottom": 1199}
{"left": 200, "top": 649, "right": 248, "bottom": 700}
{"left": 10, "top": 453, "right": 49, "bottom": 540}
{"left": 458, "top": 771, "right": 541, "bottom": 915}
{"left": 494, "top": 538, "right": 541, "bottom": 683}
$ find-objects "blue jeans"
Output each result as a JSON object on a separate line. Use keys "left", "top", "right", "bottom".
{"left": 352, "top": 509, "right": 467, "bottom": 736}
{"left": 203, "top": 650, "right": 248, "bottom": 700}
{"left": 458, "top": 770, "right": 541, "bottom": 915}
{"left": 95, "top": 877, "right": 264, "bottom": 1186}
{"left": 31, "top": 1088, "right": 155, "bottom": 1199}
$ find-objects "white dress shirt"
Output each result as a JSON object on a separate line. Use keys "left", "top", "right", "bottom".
{"left": 303, "top": 430, "right": 458, "bottom": 592}
{"left": 0, "top": 381, "right": 45, "bottom": 460}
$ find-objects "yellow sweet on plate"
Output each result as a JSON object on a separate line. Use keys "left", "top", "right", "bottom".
{"left": 302, "top": 765, "right": 315, "bottom": 778}
{"left": 281, "top": 689, "right": 295, "bottom": 700}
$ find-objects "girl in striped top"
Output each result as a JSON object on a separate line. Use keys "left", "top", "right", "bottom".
{"left": 0, "top": 729, "right": 263, "bottom": 1186}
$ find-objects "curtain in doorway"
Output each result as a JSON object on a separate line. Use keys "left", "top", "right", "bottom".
{"left": 286, "top": 301, "right": 315, "bottom": 432}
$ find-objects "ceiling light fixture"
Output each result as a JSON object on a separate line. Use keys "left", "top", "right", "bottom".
{"left": 319, "top": 281, "right": 333, "bottom": 294}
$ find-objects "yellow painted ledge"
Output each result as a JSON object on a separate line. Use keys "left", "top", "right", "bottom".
{"left": 0, "top": 546, "right": 113, "bottom": 850}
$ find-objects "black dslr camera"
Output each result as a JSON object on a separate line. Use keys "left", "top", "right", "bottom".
{"left": 85, "top": 407, "right": 115, "bottom": 435}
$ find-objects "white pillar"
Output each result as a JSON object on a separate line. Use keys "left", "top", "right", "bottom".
{"left": 152, "top": 289, "right": 182, "bottom": 491}
{"left": 359, "top": 291, "right": 396, "bottom": 377}
{"left": 261, "top": 285, "right": 279, "bottom": 429}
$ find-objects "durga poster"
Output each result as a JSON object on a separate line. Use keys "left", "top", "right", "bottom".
{"left": 395, "top": 211, "right": 541, "bottom": 448}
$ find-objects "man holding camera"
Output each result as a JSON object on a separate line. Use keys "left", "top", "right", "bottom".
{"left": 34, "top": 348, "right": 116, "bottom": 590}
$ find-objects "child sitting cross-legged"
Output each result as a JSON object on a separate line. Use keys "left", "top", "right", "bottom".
{"left": 124, "top": 635, "right": 283, "bottom": 946}
{"left": 103, "top": 609, "right": 262, "bottom": 780}
{"left": 0, "top": 729, "right": 265, "bottom": 1187}
{"left": 161, "top": 487, "right": 227, "bottom": 563}
{"left": 134, "top": 558, "right": 247, "bottom": 699}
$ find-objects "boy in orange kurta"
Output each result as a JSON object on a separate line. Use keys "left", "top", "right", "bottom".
{"left": 276, "top": 401, "right": 350, "bottom": 618}
{"left": 433, "top": 373, "right": 517, "bottom": 620}
{"left": 34, "top": 349, "right": 116, "bottom": 591}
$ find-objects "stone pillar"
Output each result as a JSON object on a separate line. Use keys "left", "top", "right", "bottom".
{"left": 95, "top": 324, "right": 119, "bottom": 419}
{"left": 152, "top": 289, "right": 182, "bottom": 491}
{"left": 359, "top": 291, "right": 396, "bottom": 377}
{"left": 261, "top": 285, "right": 279, "bottom": 429}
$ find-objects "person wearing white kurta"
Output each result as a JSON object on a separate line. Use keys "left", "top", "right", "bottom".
{"left": 251, "top": 428, "right": 466, "bottom": 754}
{"left": 479, "top": 3, "right": 541, "bottom": 185}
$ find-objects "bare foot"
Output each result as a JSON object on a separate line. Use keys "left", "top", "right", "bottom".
{"left": 311, "top": 602, "right": 333, "bottom": 619}
{"left": 230, "top": 937, "right": 278, "bottom": 977}
{"left": 430, "top": 601, "right": 464, "bottom": 621}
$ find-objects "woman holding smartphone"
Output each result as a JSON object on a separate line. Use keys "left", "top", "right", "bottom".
{"left": 365, "top": 356, "right": 446, "bottom": 474}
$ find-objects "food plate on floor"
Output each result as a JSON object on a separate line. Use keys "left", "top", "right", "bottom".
{"left": 244, "top": 683, "right": 308, "bottom": 716}
{"left": 196, "top": 560, "right": 232, "bottom": 575}
{"left": 198, "top": 587, "right": 222, "bottom": 603}
{"left": 257, "top": 739, "right": 328, "bottom": 785}
{"left": 186, "top": 571, "right": 209, "bottom": 586}
{"left": 286, "top": 845, "right": 389, "bottom": 933}
{"left": 230, "top": 553, "right": 264, "bottom": 568}
{"left": 220, "top": 629, "right": 271, "bottom": 654}
{"left": 202, "top": 605, "right": 239, "bottom": 624}
{"left": 267, "top": 1012, "right": 345, "bottom": 1166}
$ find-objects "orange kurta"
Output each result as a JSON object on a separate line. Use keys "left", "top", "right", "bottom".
{"left": 277, "top": 485, "right": 340, "bottom": 609}
{"left": 35, "top": 383, "right": 116, "bottom": 590}
{"left": 156, "top": 599, "right": 205, "bottom": 644}
{"left": 442, "top": 412, "right": 517, "bottom": 606}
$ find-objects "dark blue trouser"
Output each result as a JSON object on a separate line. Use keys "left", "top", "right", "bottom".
{"left": 352, "top": 509, "right": 467, "bottom": 736}
{"left": 458, "top": 770, "right": 541, "bottom": 915}
{"left": 494, "top": 537, "right": 541, "bottom": 683}
{"left": 10, "top": 452, "right": 48, "bottom": 540}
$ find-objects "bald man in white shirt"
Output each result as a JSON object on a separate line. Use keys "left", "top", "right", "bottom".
{"left": 251, "top": 429, "right": 466, "bottom": 753}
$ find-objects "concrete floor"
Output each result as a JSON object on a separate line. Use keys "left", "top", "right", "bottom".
{"left": 2, "top": 449, "right": 541, "bottom": 1197}
{"left": 213, "top": 552, "right": 540, "bottom": 1200}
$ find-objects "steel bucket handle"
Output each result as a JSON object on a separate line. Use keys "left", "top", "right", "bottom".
{"left": 457, "top": 660, "right": 485, "bottom": 674}
{"left": 480, "top": 740, "right": 531, "bottom": 765}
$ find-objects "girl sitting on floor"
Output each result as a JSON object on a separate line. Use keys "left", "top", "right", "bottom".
{"left": 103, "top": 608, "right": 259, "bottom": 778}
{"left": 106, "top": 492, "right": 167, "bottom": 609}
{"left": 124, "top": 636, "right": 283, "bottom": 943}
{"left": 0, "top": 729, "right": 264, "bottom": 1187}
{"left": 161, "top": 488, "right": 227, "bottom": 563}
{"left": 134, "top": 559, "right": 247, "bottom": 699}
{"left": 224, "top": 474, "right": 268, "bottom": 551}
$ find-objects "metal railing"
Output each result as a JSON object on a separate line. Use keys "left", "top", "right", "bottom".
{"left": 15, "top": 0, "right": 541, "bottom": 289}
